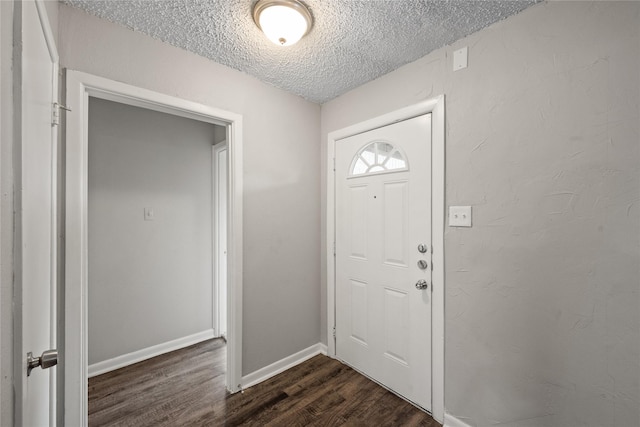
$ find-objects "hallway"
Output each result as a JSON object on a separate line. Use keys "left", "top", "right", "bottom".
{"left": 88, "top": 339, "right": 439, "bottom": 426}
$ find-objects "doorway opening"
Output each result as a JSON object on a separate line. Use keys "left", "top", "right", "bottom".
{"left": 65, "top": 70, "right": 244, "bottom": 426}
{"left": 85, "top": 97, "right": 226, "bottom": 379}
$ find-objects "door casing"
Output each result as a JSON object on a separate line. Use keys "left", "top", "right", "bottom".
{"left": 326, "top": 97, "right": 445, "bottom": 423}
{"left": 64, "top": 70, "right": 244, "bottom": 426}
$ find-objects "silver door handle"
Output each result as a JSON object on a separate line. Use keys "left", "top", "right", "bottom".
{"left": 415, "top": 279, "right": 428, "bottom": 290}
{"left": 27, "top": 349, "right": 58, "bottom": 376}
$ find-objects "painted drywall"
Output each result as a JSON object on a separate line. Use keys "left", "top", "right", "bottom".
{"left": 59, "top": 3, "right": 321, "bottom": 375}
{"left": 87, "top": 97, "right": 221, "bottom": 364}
{"left": 321, "top": 2, "right": 639, "bottom": 426}
{"left": 212, "top": 126, "right": 226, "bottom": 146}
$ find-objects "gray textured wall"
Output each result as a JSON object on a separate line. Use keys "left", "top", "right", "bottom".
{"left": 321, "top": 2, "right": 639, "bottom": 426}
{"left": 59, "top": 3, "right": 321, "bottom": 376}
{"left": 88, "top": 98, "right": 222, "bottom": 365}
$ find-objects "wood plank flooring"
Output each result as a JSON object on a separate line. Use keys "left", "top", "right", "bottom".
{"left": 88, "top": 339, "right": 441, "bottom": 426}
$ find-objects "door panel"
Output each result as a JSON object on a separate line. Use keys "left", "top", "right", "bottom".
{"left": 19, "top": 1, "right": 57, "bottom": 425}
{"left": 347, "top": 185, "right": 368, "bottom": 259}
{"left": 349, "top": 279, "right": 368, "bottom": 345}
{"left": 383, "top": 180, "right": 409, "bottom": 266}
{"left": 383, "top": 287, "right": 409, "bottom": 364}
{"left": 335, "top": 114, "right": 432, "bottom": 410}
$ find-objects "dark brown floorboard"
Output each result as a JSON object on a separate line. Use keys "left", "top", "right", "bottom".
{"left": 88, "top": 339, "right": 441, "bottom": 426}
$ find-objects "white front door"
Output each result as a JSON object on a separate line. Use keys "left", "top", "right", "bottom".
{"left": 335, "top": 114, "right": 432, "bottom": 410}
{"left": 18, "top": 1, "right": 58, "bottom": 425}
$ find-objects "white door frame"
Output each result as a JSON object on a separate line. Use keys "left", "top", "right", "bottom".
{"left": 326, "top": 96, "right": 445, "bottom": 423}
{"left": 65, "top": 70, "right": 244, "bottom": 426}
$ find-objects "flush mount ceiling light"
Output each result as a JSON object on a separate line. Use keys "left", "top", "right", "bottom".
{"left": 253, "top": 0, "right": 313, "bottom": 47}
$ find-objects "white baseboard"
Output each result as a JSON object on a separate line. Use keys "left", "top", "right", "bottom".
{"left": 241, "top": 342, "right": 328, "bottom": 389}
{"left": 444, "top": 413, "right": 474, "bottom": 427}
{"left": 88, "top": 329, "right": 215, "bottom": 378}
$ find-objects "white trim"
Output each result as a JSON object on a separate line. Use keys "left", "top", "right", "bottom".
{"left": 65, "top": 70, "right": 244, "bottom": 427}
{"left": 88, "top": 330, "right": 215, "bottom": 378}
{"left": 431, "top": 95, "right": 446, "bottom": 423}
{"left": 326, "top": 96, "right": 446, "bottom": 423}
{"left": 444, "top": 413, "right": 474, "bottom": 427}
{"left": 33, "top": 1, "right": 59, "bottom": 425}
{"left": 242, "top": 343, "right": 328, "bottom": 389}
{"left": 34, "top": 0, "right": 58, "bottom": 63}
{"left": 211, "top": 145, "right": 217, "bottom": 336}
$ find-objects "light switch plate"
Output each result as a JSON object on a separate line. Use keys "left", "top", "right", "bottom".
{"left": 144, "top": 207, "right": 154, "bottom": 221}
{"left": 453, "top": 46, "right": 468, "bottom": 71}
{"left": 449, "top": 206, "right": 472, "bottom": 227}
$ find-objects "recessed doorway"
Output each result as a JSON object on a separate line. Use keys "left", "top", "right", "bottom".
{"left": 86, "top": 97, "right": 226, "bottom": 379}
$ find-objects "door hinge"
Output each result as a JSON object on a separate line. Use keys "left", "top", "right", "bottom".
{"left": 333, "top": 241, "right": 336, "bottom": 256}
{"left": 332, "top": 326, "right": 336, "bottom": 338}
{"left": 333, "top": 157, "right": 336, "bottom": 172}
{"left": 52, "top": 102, "right": 72, "bottom": 126}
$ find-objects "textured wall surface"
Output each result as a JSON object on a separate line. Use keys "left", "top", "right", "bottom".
{"left": 59, "top": 3, "right": 321, "bottom": 376}
{"left": 321, "top": 2, "right": 639, "bottom": 426}
{"left": 88, "top": 98, "right": 221, "bottom": 365}
{"left": 61, "top": 0, "right": 537, "bottom": 104}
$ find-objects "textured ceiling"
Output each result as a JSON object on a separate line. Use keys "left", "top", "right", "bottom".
{"left": 62, "top": 0, "right": 539, "bottom": 104}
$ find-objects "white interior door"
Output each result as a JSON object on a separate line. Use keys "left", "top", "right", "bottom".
{"left": 335, "top": 114, "right": 432, "bottom": 410}
{"left": 214, "top": 142, "right": 228, "bottom": 337}
{"left": 17, "top": 1, "right": 58, "bottom": 425}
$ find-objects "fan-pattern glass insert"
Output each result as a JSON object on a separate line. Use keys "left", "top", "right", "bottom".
{"left": 350, "top": 141, "right": 408, "bottom": 177}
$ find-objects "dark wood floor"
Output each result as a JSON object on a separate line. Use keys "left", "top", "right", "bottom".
{"left": 89, "top": 339, "right": 441, "bottom": 426}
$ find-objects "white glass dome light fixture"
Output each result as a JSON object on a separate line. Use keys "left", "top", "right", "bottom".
{"left": 253, "top": 0, "right": 313, "bottom": 47}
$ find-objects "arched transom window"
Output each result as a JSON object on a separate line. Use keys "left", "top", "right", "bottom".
{"left": 349, "top": 141, "right": 408, "bottom": 177}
